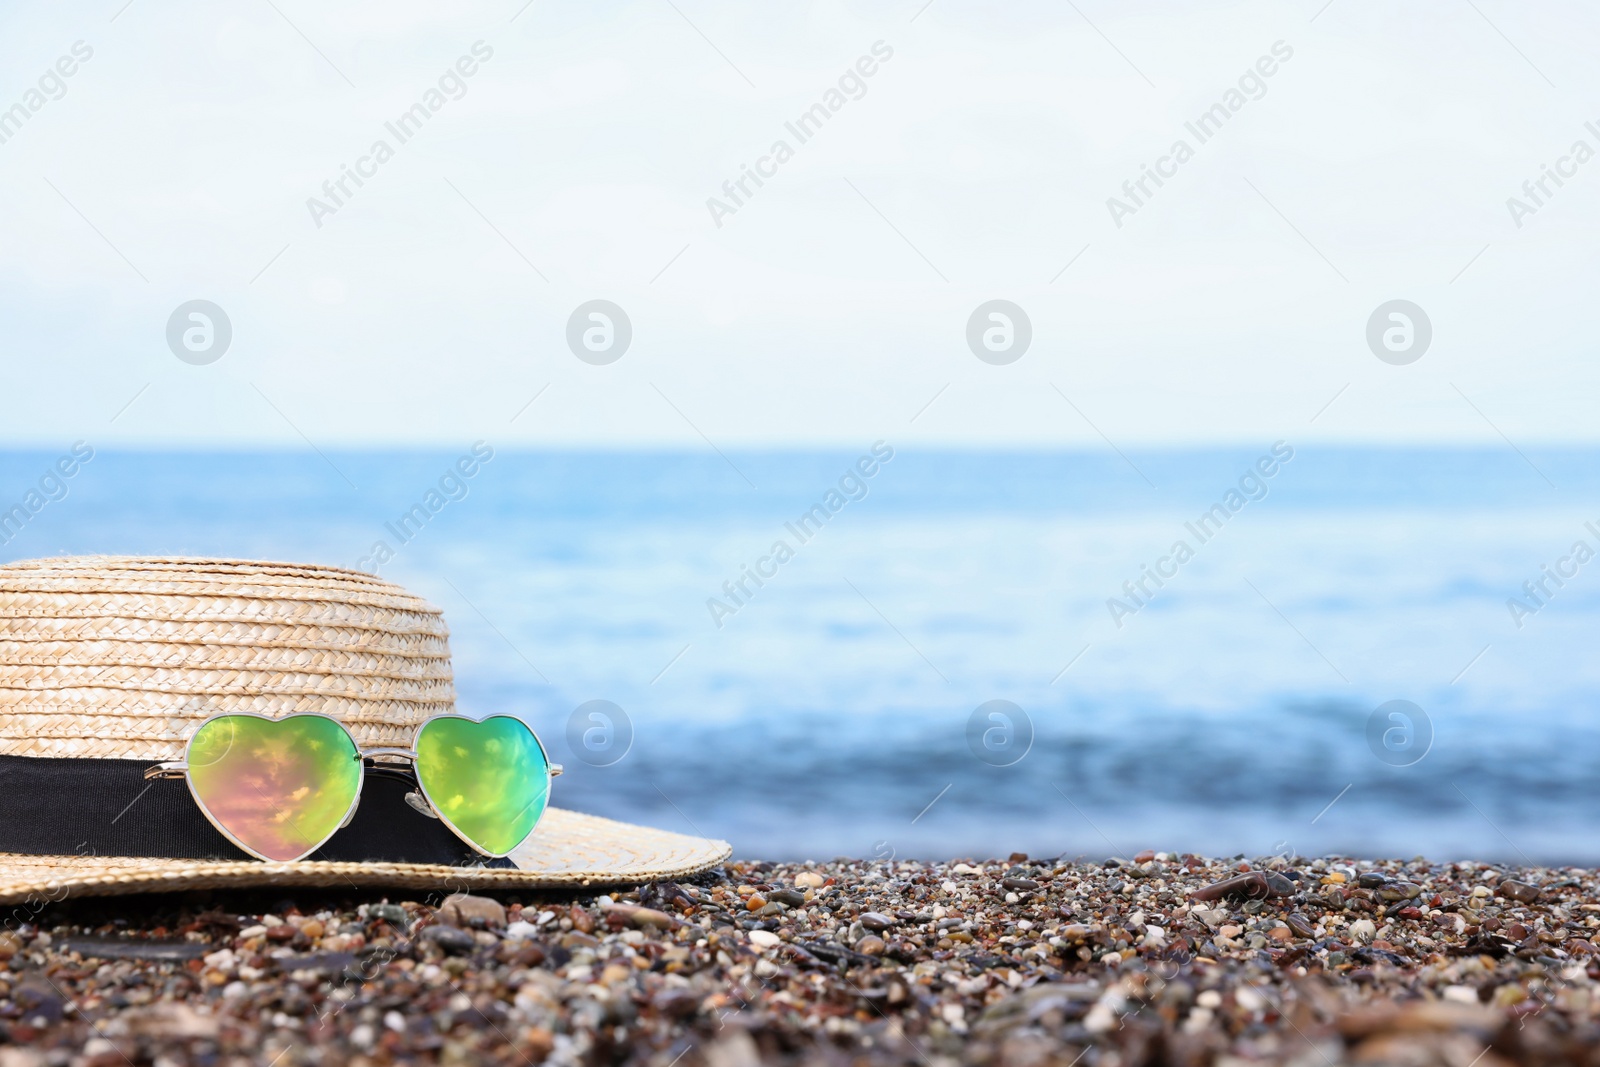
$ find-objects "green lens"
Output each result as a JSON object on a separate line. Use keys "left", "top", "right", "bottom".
{"left": 414, "top": 715, "right": 548, "bottom": 856}
{"left": 187, "top": 714, "right": 361, "bottom": 862}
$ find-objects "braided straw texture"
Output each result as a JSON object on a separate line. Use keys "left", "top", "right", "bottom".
{"left": 0, "top": 556, "right": 456, "bottom": 760}
{"left": 0, "top": 808, "right": 733, "bottom": 904}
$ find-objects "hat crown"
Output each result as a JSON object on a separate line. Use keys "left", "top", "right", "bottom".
{"left": 0, "top": 556, "right": 455, "bottom": 760}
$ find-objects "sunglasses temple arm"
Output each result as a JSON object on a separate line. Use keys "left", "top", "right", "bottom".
{"left": 143, "top": 761, "right": 187, "bottom": 781}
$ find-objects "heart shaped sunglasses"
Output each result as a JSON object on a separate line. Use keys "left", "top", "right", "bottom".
{"left": 145, "top": 712, "right": 562, "bottom": 862}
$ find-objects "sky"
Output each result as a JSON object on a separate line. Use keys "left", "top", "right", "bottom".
{"left": 0, "top": 0, "right": 1596, "bottom": 447}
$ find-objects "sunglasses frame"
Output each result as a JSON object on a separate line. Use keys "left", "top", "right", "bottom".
{"left": 146, "top": 711, "right": 562, "bottom": 863}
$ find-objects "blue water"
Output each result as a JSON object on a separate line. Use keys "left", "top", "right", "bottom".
{"left": 2, "top": 445, "right": 1597, "bottom": 863}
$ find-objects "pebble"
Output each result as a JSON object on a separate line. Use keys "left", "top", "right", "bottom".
{"left": 604, "top": 903, "right": 678, "bottom": 930}
{"left": 437, "top": 893, "right": 507, "bottom": 930}
{"left": 1500, "top": 879, "right": 1543, "bottom": 903}
{"left": 58, "top": 937, "right": 208, "bottom": 962}
{"left": 7, "top": 854, "right": 1599, "bottom": 1065}
{"left": 1376, "top": 881, "right": 1422, "bottom": 901}
{"left": 1189, "top": 870, "right": 1294, "bottom": 901}
{"left": 420, "top": 924, "right": 477, "bottom": 955}
{"left": 365, "top": 903, "right": 408, "bottom": 926}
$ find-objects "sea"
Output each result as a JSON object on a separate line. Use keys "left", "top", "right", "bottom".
{"left": 2, "top": 444, "right": 1597, "bottom": 865}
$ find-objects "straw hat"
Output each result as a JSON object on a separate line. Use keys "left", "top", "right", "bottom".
{"left": 0, "top": 556, "right": 729, "bottom": 903}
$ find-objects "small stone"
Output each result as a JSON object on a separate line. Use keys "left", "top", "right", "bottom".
{"left": 1499, "top": 880, "right": 1542, "bottom": 904}
{"left": 569, "top": 904, "right": 596, "bottom": 933}
{"left": 1357, "top": 872, "right": 1388, "bottom": 889}
{"left": 1491, "top": 984, "right": 1527, "bottom": 1008}
{"left": 795, "top": 871, "right": 826, "bottom": 889}
{"left": 438, "top": 894, "right": 507, "bottom": 930}
{"left": 275, "top": 949, "right": 357, "bottom": 974}
{"left": 1002, "top": 877, "right": 1040, "bottom": 892}
{"left": 0, "top": 933, "right": 21, "bottom": 960}
{"left": 745, "top": 894, "right": 767, "bottom": 912}
{"left": 422, "top": 925, "right": 477, "bottom": 955}
{"left": 1286, "top": 914, "right": 1315, "bottom": 938}
{"left": 747, "top": 930, "right": 780, "bottom": 948}
{"left": 366, "top": 904, "right": 408, "bottom": 926}
{"left": 605, "top": 904, "right": 678, "bottom": 930}
{"left": 1376, "top": 881, "right": 1422, "bottom": 902}
{"left": 859, "top": 912, "right": 896, "bottom": 932}
{"left": 1189, "top": 871, "right": 1294, "bottom": 901}
{"left": 123, "top": 1003, "right": 220, "bottom": 1040}
{"left": 59, "top": 937, "right": 211, "bottom": 963}
{"left": 857, "top": 935, "right": 887, "bottom": 956}
{"left": 767, "top": 888, "right": 806, "bottom": 907}
{"left": 653, "top": 990, "right": 703, "bottom": 1018}
{"left": 299, "top": 919, "right": 325, "bottom": 939}
{"left": 1133, "top": 850, "right": 1156, "bottom": 863}
{"left": 1348, "top": 919, "right": 1377, "bottom": 944}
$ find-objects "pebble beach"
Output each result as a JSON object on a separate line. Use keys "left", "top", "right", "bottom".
{"left": 5, "top": 852, "right": 1599, "bottom": 1067}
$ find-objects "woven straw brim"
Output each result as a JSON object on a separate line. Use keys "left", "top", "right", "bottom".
{"left": 0, "top": 808, "right": 731, "bottom": 905}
